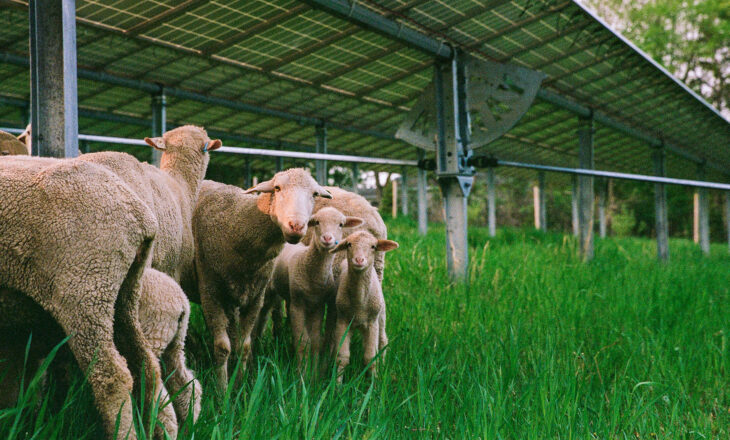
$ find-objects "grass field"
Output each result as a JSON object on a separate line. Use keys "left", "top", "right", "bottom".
{"left": 2, "top": 219, "right": 729, "bottom": 439}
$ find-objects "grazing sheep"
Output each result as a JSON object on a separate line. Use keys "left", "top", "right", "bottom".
{"left": 267, "top": 207, "right": 363, "bottom": 367}
{"left": 79, "top": 125, "right": 221, "bottom": 284}
{"left": 330, "top": 231, "right": 399, "bottom": 383}
{"left": 193, "top": 169, "right": 332, "bottom": 389}
{"left": 0, "top": 129, "right": 28, "bottom": 156}
{"left": 0, "top": 268, "right": 201, "bottom": 435}
{"left": 0, "top": 159, "right": 165, "bottom": 439}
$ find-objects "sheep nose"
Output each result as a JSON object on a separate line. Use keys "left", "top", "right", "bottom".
{"left": 354, "top": 257, "right": 365, "bottom": 265}
{"left": 322, "top": 234, "right": 333, "bottom": 243}
{"left": 288, "top": 220, "right": 305, "bottom": 234}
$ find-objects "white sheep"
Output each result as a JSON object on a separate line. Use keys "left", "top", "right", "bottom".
{"left": 267, "top": 207, "right": 363, "bottom": 368}
{"left": 193, "top": 169, "right": 332, "bottom": 390}
{"left": 0, "top": 158, "right": 165, "bottom": 439}
{"left": 330, "top": 231, "right": 399, "bottom": 383}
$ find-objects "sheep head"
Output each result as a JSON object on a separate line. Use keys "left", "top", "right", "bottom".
{"left": 330, "top": 230, "right": 398, "bottom": 272}
{"left": 244, "top": 168, "right": 332, "bottom": 244}
{"left": 307, "top": 207, "right": 363, "bottom": 251}
{"left": 144, "top": 125, "right": 221, "bottom": 170}
{"left": 0, "top": 130, "right": 29, "bottom": 156}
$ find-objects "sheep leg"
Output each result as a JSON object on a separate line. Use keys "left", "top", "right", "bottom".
{"left": 288, "top": 300, "right": 310, "bottom": 370}
{"left": 307, "top": 307, "right": 324, "bottom": 361}
{"left": 200, "top": 284, "right": 231, "bottom": 391}
{"left": 323, "top": 299, "right": 337, "bottom": 358}
{"left": 333, "top": 319, "right": 351, "bottom": 384}
{"left": 161, "top": 318, "right": 201, "bottom": 429}
{"left": 378, "top": 310, "right": 388, "bottom": 363}
{"left": 363, "top": 320, "right": 380, "bottom": 379}
{"left": 271, "top": 295, "right": 285, "bottom": 339}
{"left": 235, "top": 293, "right": 265, "bottom": 379}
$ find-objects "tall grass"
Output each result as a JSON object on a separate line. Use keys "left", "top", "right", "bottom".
{"left": 2, "top": 219, "right": 728, "bottom": 438}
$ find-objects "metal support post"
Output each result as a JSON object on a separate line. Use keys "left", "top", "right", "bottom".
{"left": 533, "top": 171, "right": 547, "bottom": 231}
{"left": 392, "top": 178, "right": 398, "bottom": 218}
{"left": 29, "top": 0, "right": 78, "bottom": 157}
{"left": 417, "top": 151, "right": 428, "bottom": 235}
{"left": 151, "top": 88, "right": 166, "bottom": 166}
{"left": 244, "top": 158, "right": 252, "bottom": 188}
{"left": 315, "top": 124, "right": 327, "bottom": 185}
{"left": 577, "top": 115, "right": 595, "bottom": 260}
{"left": 275, "top": 156, "right": 284, "bottom": 173}
{"left": 435, "top": 52, "right": 474, "bottom": 282}
{"left": 351, "top": 163, "right": 359, "bottom": 193}
{"left": 653, "top": 147, "right": 669, "bottom": 260}
{"left": 725, "top": 192, "right": 730, "bottom": 253}
{"left": 697, "top": 164, "right": 710, "bottom": 254}
{"left": 400, "top": 166, "right": 409, "bottom": 217}
{"left": 597, "top": 178, "right": 608, "bottom": 239}
{"left": 571, "top": 174, "right": 578, "bottom": 236}
{"left": 486, "top": 166, "right": 496, "bottom": 237}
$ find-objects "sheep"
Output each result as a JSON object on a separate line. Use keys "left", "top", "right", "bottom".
{"left": 0, "top": 158, "right": 167, "bottom": 439}
{"left": 193, "top": 168, "right": 332, "bottom": 390}
{"left": 267, "top": 207, "right": 363, "bottom": 368}
{"left": 78, "top": 125, "right": 221, "bottom": 283}
{"left": 0, "top": 129, "right": 28, "bottom": 156}
{"left": 329, "top": 231, "right": 399, "bottom": 383}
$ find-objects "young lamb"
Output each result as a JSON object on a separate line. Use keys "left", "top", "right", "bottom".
{"left": 0, "top": 159, "right": 164, "bottom": 439}
{"left": 267, "top": 207, "right": 363, "bottom": 368}
{"left": 0, "top": 129, "right": 29, "bottom": 156}
{"left": 330, "top": 231, "right": 399, "bottom": 383}
{"left": 193, "top": 169, "right": 332, "bottom": 390}
{"left": 0, "top": 268, "right": 201, "bottom": 436}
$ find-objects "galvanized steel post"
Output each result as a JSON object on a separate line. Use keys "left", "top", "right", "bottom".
{"left": 351, "top": 163, "right": 359, "bottom": 193}
{"left": 400, "top": 166, "right": 409, "bottom": 217}
{"left": 29, "top": 0, "right": 78, "bottom": 157}
{"left": 486, "top": 166, "right": 496, "bottom": 237}
{"left": 653, "top": 147, "right": 669, "bottom": 261}
{"left": 697, "top": 164, "right": 710, "bottom": 254}
{"left": 417, "top": 150, "right": 428, "bottom": 235}
{"left": 315, "top": 124, "right": 327, "bottom": 185}
{"left": 435, "top": 52, "right": 474, "bottom": 282}
{"left": 577, "top": 114, "right": 595, "bottom": 260}
{"left": 571, "top": 174, "right": 578, "bottom": 236}
{"left": 275, "top": 156, "right": 284, "bottom": 173}
{"left": 151, "top": 88, "right": 166, "bottom": 167}
{"left": 534, "top": 171, "right": 547, "bottom": 231}
{"left": 597, "top": 178, "right": 607, "bottom": 239}
{"left": 725, "top": 192, "right": 730, "bottom": 253}
{"left": 244, "top": 158, "right": 252, "bottom": 189}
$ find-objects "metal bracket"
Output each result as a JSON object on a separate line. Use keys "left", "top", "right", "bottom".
{"left": 437, "top": 174, "right": 474, "bottom": 198}
{"left": 396, "top": 55, "right": 545, "bottom": 151}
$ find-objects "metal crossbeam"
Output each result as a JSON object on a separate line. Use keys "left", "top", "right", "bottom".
{"left": 125, "top": 0, "right": 210, "bottom": 36}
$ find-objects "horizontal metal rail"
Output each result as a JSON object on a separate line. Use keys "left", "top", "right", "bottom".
{"left": 0, "top": 128, "right": 417, "bottom": 166}
{"left": 498, "top": 160, "right": 730, "bottom": 190}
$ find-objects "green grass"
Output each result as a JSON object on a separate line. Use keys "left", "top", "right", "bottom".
{"left": 2, "top": 219, "right": 729, "bottom": 439}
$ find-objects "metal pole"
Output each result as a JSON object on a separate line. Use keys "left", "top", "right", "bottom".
{"left": 571, "top": 174, "right": 578, "bottom": 236}
{"left": 151, "top": 88, "right": 166, "bottom": 167}
{"left": 653, "top": 147, "right": 669, "bottom": 260}
{"left": 392, "top": 177, "right": 398, "bottom": 218}
{"left": 598, "top": 178, "right": 607, "bottom": 239}
{"left": 697, "top": 164, "right": 710, "bottom": 254}
{"left": 725, "top": 192, "right": 730, "bottom": 253}
{"left": 315, "top": 124, "right": 327, "bottom": 185}
{"left": 351, "top": 163, "right": 359, "bottom": 193}
{"left": 29, "top": 0, "right": 78, "bottom": 158}
{"left": 693, "top": 191, "right": 700, "bottom": 244}
{"left": 417, "top": 151, "right": 428, "bottom": 235}
{"left": 537, "top": 171, "right": 547, "bottom": 230}
{"left": 435, "top": 54, "right": 473, "bottom": 282}
{"left": 400, "top": 166, "right": 409, "bottom": 217}
{"left": 275, "top": 156, "right": 284, "bottom": 173}
{"left": 577, "top": 114, "right": 595, "bottom": 260}
{"left": 486, "top": 166, "right": 496, "bottom": 237}
{"left": 244, "top": 158, "right": 252, "bottom": 188}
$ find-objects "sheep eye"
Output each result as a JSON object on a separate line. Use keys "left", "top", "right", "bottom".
{"left": 339, "top": 223, "right": 343, "bottom": 227}
{"left": 274, "top": 186, "right": 281, "bottom": 192}
{"left": 371, "top": 245, "right": 376, "bottom": 250}
{"left": 313, "top": 191, "right": 319, "bottom": 197}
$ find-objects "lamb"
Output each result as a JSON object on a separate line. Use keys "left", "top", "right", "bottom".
{"left": 0, "top": 129, "right": 29, "bottom": 155}
{"left": 0, "top": 267, "right": 201, "bottom": 432}
{"left": 267, "top": 207, "right": 363, "bottom": 367}
{"left": 193, "top": 169, "right": 332, "bottom": 390}
{"left": 330, "top": 231, "right": 399, "bottom": 383}
{"left": 0, "top": 158, "right": 167, "bottom": 439}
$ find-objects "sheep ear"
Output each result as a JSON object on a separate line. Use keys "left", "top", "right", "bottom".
{"left": 344, "top": 217, "right": 364, "bottom": 228}
{"left": 307, "top": 217, "right": 318, "bottom": 228}
{"left": 144, "top": 137, "right": 166, "bottom": 151}
{"left": 204, "top": 139, "right": 222, "bottom": 152}
{"left": 243, "top": 179, "right": 275, "bottom": 194}
{"left": 329, "top": 239, "right": 350, "bottom": 254}
{"left": 376, "top": 239, "right": 399, "bottom": 252}
{"left": 317, "top": 187, "right": 332, "bottom": 199}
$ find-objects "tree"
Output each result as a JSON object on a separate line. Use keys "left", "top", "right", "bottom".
{"left": 580, "top": 0, "right": 730, "bottom": 117}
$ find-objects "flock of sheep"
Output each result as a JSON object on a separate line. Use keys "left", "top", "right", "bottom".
{"left": 0, "top": 125, "right": 399, "bottom": 439}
